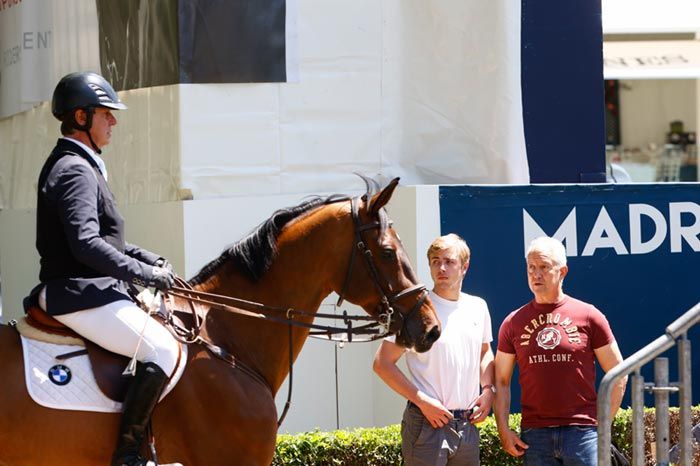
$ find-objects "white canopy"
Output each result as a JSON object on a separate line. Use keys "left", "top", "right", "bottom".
{"left": 603, "top": 0, "right": 700, "bottom": 34}
{"left": 604, "top": 40, "right": 700, "bottom": 79}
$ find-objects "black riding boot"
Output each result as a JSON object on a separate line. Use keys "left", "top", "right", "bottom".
{"left": 111, "top": 362, "right": 182, "bottom": 466}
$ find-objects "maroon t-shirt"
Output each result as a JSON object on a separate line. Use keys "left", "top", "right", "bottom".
{"left": 498, "top": 296, "right": 614, "bottom": 428}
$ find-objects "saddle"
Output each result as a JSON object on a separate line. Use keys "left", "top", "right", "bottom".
{"left": 24, "top": 305, "right": 141, "bottom": 402}
{"left": 20, "top": 286, "right": 201, "bottom": 403}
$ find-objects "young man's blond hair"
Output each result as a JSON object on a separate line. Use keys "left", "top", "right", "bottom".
{"left": 427, "top": 233, "right": 471, "bottom": 264}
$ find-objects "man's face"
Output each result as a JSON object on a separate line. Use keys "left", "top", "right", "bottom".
{"left": 526, "top": 251, "right": 566, "bottom": 298}
{"left": 75, "top": 107, "right": 117, "bottom": 149}
{"left": 429, "top": 248, "right": 468, "bottom": 291}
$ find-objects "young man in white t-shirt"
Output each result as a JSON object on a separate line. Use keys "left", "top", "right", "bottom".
{"left": 373, "top": 233, "right": 495, "bottom": 466}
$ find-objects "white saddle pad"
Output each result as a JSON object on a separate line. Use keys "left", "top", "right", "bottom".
{"left": 21, "top": 336, "right": 187, "bottom": 413}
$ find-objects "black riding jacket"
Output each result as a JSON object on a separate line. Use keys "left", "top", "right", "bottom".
{"left": 26, "top": 138, "right": 160, "bottom": 315}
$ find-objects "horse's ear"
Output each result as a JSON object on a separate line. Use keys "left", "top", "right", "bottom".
{"left": 369, "top": 177, "right": 400, "bottom": 214}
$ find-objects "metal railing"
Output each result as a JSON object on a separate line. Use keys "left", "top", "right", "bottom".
{"left": 598, "top": 302, "right": 700, "bottom": 466}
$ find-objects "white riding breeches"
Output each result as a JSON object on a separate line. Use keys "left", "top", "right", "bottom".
{"left": 41, "top": 289, "right": 179, "bottom": 375}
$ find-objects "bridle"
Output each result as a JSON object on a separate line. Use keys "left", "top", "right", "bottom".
{"left": 334, "top": 196, "right": 428, "bottom": 342}
{"left": 151, "top": 195, "right": 430, "bottom": 425}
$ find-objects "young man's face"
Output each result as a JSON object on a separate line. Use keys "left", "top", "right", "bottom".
{"left": 429, "top": 247, "right": 468, "bottom": 292}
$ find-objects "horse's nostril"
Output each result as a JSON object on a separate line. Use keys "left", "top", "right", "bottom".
{"left": 426, "top": 325, "right": 440, "bottom": 345}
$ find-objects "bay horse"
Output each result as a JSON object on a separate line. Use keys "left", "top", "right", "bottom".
{"left": 0, "top": 177, "right": 440, "bottom": 466}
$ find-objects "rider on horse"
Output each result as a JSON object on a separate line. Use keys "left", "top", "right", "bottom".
{"left": 24, "top": 71, "right": 182, "bottom": 466}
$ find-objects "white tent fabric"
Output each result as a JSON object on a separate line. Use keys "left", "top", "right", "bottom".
{"left": 0, "top": 0, "right": 101, "bottom": 119}
{"left": 604, "top": 40, "right": 700, "bottom": 80}
{"left": 602, "top": 0, "right": 700, "bottom": 34}
{"left": 1, "top": 0, "right": 529, "bottom": 208}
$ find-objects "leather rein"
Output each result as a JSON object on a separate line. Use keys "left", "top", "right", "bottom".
{"left": 153, "top": 195, "right": 429, "bottom": 426}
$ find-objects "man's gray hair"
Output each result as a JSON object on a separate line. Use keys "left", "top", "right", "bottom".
{"left": 526, "top": 236, "right": 567, "bottom": 266}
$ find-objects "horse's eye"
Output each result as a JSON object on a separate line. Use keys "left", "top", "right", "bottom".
{"left": 381, "top": 248, "right": 396, "bottom": 260}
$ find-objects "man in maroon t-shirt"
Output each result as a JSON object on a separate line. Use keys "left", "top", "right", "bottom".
{"left": 494, "top": 236, "right": 627, "bottom": 466}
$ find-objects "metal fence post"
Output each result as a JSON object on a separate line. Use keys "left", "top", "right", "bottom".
{"left": 678, "top": 335, "right": 692, "bottom": 466}
{"left": 654, "top": 358, "right": 670, "bottom": 466}
{"left": 632, "top": 372, "right": 645, "bottom": 466}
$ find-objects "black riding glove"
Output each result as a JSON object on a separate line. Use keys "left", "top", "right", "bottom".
{"left": 154, "top": 257, "right": 173, "bottom": 272}
{"left": 132, "top": 266, "right": 175, "bottom": 291}
{"left": 151, "top": 266, "right": 175, "bottom": 290}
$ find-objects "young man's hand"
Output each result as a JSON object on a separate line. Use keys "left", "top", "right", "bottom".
{"left": 416, "top": 394, "right": 453, "bottom": 428}
{"left": 469, "top": 387, "right": 494, "bottom": 424}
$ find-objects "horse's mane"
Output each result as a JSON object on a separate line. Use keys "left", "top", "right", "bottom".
{"left": 189, "top": 174, "right": 390, "bottom": 285}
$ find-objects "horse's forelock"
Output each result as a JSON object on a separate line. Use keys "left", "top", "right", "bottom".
{"left": 357, "top": 174, "right": 390, "bottom": 236}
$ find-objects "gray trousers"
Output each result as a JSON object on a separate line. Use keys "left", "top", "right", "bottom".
{"left": 401, "top": 402, "right": 480, "bottom": 466}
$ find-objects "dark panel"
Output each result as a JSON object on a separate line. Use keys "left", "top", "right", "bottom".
{"left": 179, "top": 0, "right": 286, "bottom": 83}
{"left": 96, "top": 0, "right": 180, "bottom": 91}
{"left": 605, "top": 80, "right": 621, "bottom": 146}
{"left": 521, "top": 0, "right": 606, "bottom": 182}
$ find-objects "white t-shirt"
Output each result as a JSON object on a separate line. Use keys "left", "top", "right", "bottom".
{"left": 390, "top": 290, "right": 492, "bottom": 410}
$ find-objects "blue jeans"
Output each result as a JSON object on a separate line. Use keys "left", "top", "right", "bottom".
{"left": 521, "top": 426, "right": 598, "bottom": 466}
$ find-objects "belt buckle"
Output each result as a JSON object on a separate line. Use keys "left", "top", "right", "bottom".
{"left": 451, "top": 409, "right": 469, "bottom": 421}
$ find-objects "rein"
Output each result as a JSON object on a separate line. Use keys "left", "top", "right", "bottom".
{"left": 166, "top": 286, "right": 394, "bottom": 341}
{"left": 157, "top": 195, "right": 429, "bottom": 426}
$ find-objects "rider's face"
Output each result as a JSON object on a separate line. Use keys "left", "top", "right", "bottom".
{"left": 74, "top": 107, "right": 117, "bottom": 149}
{"left": 88, "top": 108, "right": 117, "bottom": 149}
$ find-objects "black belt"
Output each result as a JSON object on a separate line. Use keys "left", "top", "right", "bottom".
{"left": 407, "top": 401, "right": 473, "bottom": 421}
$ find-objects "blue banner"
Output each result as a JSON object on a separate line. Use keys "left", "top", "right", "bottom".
{"left": 440, "top": 183, "right": 700, "bottom": 410}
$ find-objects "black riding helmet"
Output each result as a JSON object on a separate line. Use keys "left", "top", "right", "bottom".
{"left": 51, "top": 72, "right": 126, "bottom": 153}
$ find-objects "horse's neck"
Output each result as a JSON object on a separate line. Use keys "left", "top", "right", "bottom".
{"left": 194, "top": 203, "right": 352, "bottom": 394}
{"left": 196, "top": 255, "right": 335, "bottom": 394}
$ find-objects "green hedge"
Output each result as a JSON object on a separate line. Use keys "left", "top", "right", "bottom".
{"left": 273, "top": 407, "right": 700, "bottom": 466}
{"left": 272, "top": 413, "right": 520, "bottom": 466}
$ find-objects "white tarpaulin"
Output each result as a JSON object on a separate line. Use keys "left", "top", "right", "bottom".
{"left": 602, "top": 0, "right": 700, "bottom": 33}
{"left": 0, "top": 0, "right": 101, "bottom": 119}
{"left": 604, "top": 40, "right": 700, "bottom": 79}
{"left": 1, "top": 0, "right": 528, "bottom": 209}
{"left": 177, "top": 0, "right": 528, "bottom": 198}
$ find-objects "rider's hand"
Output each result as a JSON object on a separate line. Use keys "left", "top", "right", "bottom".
{"left": 154, "top": 257, "right": 173, "bottom": 272}
{"left": 144, "top": 266, "right": 175, "bottom": 291}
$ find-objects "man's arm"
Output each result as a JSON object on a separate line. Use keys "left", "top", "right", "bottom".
{"left": 594, "top": 341, "right": 627, "bottom": 419}
{"left": 373, "top": 340, "right": 453, "bottom": 428}
{"left": 494, "top": 350, "right": 529, "bottom": 457}
{"left": 469, "top": 342, "right": 495, "bottom": 423}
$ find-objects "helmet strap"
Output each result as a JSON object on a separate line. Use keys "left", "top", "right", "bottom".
{"left": 86, "top": 130, "right": 102, "bottom": 155}
{"left": 70, "top": 107, "right": 102, "bottom": 155}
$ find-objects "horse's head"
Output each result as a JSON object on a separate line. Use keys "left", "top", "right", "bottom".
{"left": 335, "top": 177, "right": 441, "bottom": 353}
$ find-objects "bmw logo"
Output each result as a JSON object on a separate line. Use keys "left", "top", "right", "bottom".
{"left": 48, "top": 364, "right": 72, "bottom": 386}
